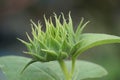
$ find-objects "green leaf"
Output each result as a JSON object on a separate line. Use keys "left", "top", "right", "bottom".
{"left": 73, "top": 33, "right": 120, "bottom": 57}
{"left": 0, "top": 56, "right": 60, "bottom": 80}
{"left": 72, "top": 61, "right": 107, "bottom": 80}
{"left": 0, "top": 56, "right": 107, "bottom": 80}
{"left": 0, "top": 68, "right": 7, "bottom": 80}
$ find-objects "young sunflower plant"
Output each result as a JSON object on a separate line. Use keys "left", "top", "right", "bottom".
{"left": 16, "top": 13, "right": 120, "bottom": 80}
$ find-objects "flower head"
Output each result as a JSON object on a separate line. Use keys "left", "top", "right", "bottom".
{"left": 18, "top": 13, "right": 89, "bottom": 62}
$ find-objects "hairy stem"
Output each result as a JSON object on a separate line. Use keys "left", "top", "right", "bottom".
{"left": 58, "top": 59, "right": 71, "bottom": 80}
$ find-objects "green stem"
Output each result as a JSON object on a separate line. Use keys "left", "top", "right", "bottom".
{"left": 58, "top": 59, "right": 71, "bottom": 80}
{"left": 71, "top": 57, "right": 76, "bottom": 76}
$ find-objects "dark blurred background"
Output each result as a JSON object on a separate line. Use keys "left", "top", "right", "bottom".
{"left": 0, "top": 0, "right": 120, "bottom": 80}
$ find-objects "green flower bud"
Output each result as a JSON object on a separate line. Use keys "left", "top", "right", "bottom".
{"left": 18, "top": 13, "right": 89, "bottom": 62}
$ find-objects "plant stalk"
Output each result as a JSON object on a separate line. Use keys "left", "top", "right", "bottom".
{"left": 71, "top": 57, "right": 76, "bottom": 76}
{"left": 58, "top": 59, "right": 71, "bottom": 80}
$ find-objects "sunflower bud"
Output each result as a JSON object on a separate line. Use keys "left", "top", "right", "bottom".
{"left": 18, "top": 13, "right": 89, "bottom": 62}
